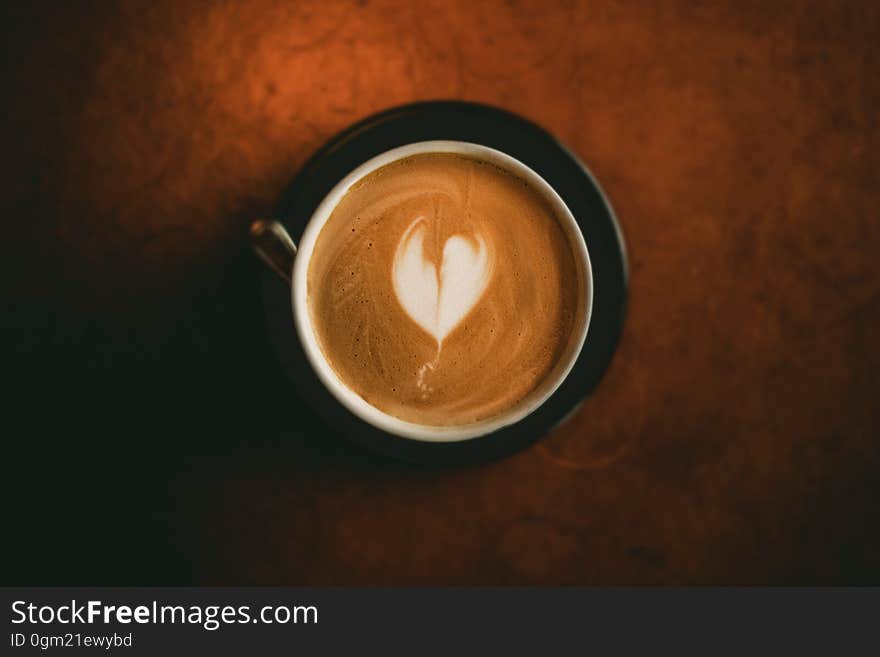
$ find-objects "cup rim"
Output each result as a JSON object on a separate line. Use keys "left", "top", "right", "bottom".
{"left": 291, "top": 140, "right": 592, "bottom": 442}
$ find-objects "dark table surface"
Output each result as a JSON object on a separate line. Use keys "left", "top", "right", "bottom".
{"left": 3, "top": 0, "right": 878, "bottom": 584}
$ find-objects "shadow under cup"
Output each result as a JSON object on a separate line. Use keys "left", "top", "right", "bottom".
{"left": 290, "top": 141, "right": 593, "bottom": 443}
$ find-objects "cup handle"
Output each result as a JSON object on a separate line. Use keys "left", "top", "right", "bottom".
{"left": 250, "top": 220, "right": 297, "bottom": 283}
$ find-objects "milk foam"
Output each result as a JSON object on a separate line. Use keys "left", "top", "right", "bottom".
{"left": 392, "top": 217, "right": 492, "bottom": 345}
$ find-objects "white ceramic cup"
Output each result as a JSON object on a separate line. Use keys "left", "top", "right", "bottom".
{"left": 252, "top": 140, "right": 592, "bottom": 443}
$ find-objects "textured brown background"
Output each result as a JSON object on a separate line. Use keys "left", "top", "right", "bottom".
{"left": 3, "top": 0, "right": 878, "bottom": 584}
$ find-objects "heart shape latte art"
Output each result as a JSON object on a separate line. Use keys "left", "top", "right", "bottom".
{"left": 392, "top": 218, "right": 492, "bottom": 345}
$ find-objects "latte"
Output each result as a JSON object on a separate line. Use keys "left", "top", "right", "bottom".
{"left": 307, "top": 153, "right": 581, "bottom": 426}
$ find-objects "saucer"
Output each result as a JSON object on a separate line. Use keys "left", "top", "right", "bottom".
{"left": 260, "top": 101, "right": 628, "bottom": 464}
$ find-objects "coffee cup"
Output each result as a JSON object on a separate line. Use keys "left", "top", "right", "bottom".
{"left": 252, "top": 140, "right": 592, "bottom": 443}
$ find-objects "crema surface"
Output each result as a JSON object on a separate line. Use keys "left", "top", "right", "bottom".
{"left": 308, "top": 153, "right": 580, "bottom": 426}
